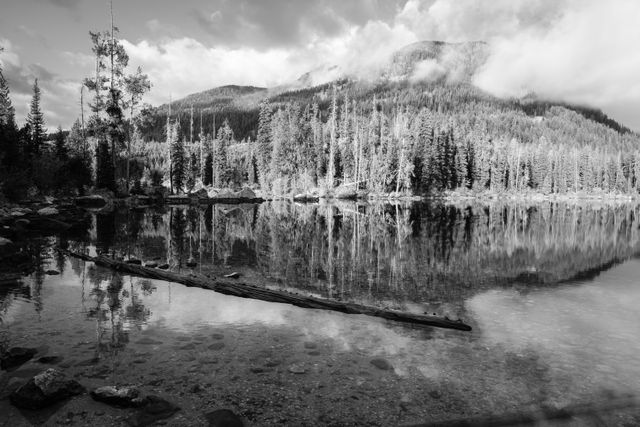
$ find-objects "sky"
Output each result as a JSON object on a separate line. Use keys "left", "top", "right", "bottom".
{"left": 1, "top": 0, "right": 639, "bottom": 132}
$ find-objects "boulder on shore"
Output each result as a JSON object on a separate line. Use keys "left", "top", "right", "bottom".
{"left": 37, "top": 207, "right": 59, "bottom": 216}
{"left": 192, "top": 188, "right": 209, "bottom": 199}
{"left": 10, "top": 368, "right": 85, "bottom": 409}
{"left": 236, "top": 187, "right": 256, "bottom": 199}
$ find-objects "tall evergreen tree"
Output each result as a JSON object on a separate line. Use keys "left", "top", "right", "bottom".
{"left": 256, "top": 99, "right": 272, "bottom": 188}
{"left": 0, "top": 50, "right": 15, "bottom": 128}
{"left": 0, "top": 50, "right": 20, "bottom": 172}
{"left": 170, "top": 122, "right": 185, "bottom": 193}
{"left": 27, "top": 78, "right": 45, "bottom": 157}
{"left": 186, "top": 151, "right": 197, "bottom": 193}
{"left": 54, "top": 125, "right": 66, "bottom": 159}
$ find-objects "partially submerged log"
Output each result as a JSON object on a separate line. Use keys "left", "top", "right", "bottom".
{"left": 60, "top": 249, "right": 472, "bottom": 332}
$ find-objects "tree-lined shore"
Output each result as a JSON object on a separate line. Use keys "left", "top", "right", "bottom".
{"left": 2, "top": 19, "right": 640, "bottom": 203}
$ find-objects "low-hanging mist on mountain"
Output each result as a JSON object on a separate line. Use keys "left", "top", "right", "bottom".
{"left": 152, "top": 39, "right": 632, "bottom": 141}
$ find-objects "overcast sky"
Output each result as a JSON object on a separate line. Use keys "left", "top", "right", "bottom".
{"left": 1, "top": 0, "right": 639, "bottom": 132}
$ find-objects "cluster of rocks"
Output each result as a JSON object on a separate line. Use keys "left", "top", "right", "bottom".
{"left": 163, "top": 187, "right": 264, "bottom": 205}
{"left": 1, "top": 344, "right": 245, "bottom": 425}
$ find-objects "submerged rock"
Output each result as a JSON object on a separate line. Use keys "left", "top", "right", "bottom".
{"left": 37, "top": 356, "right": 63, "bottom": 365}
{"left": 127, "top": 395, "right": 180, "bottom": 427}
{"left": 288, "top": 363, "right": 306, "bottom": 374}
{"left": 205, "top": 409, "right": 244, "bottom": 427}
{"left": 224, "top": 272, "right": 240, "bottom": 279}
{"left": 90, "top": 385, "right": 144, "bottom": 407}
{"left": 14, "top": 218, "right": 30, "bottom": 227}
{"left": 370, "top": 358, "right": 393, "bottom": 371}
{"left": 144, "top": 261, "right": 158, "bottom": 268}
{"left": 1, "top": 347, "right": 38, "bottom": 370}
{"left": 0, "top": 236, "right": 13, "bottom": 246}
{"left": 45, "top": 270, "right": 60, "bottom": 275}
{"left": 158, "top": 264, "right": 169, "bottom": 270}
{"left": 207, "top": 342, "right": 225, "bottom": 351}
{"left": 126, "top": 258, "right": 142, "bottom": 265}
{"left": 10, "top": 368, "right": 85, "bottom": 409}
{"left": 186, "top": 260, "right": 197, "bottom": 267}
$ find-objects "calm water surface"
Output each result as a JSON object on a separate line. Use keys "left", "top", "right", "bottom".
{"left": 1, "top": 200, "right": 640, "bottom": 426}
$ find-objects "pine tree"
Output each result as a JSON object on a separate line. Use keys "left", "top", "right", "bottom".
{"left": 327, "top": 86, "right": 337, "bottom": 188}
{"left": 0, "top": 52, "right": 15, "bottom": 128}
{"left": 186, "top": 151, "right": 197, "bottom": 193}
{"left": 170, "top": 122, "right": 185, "bottom": 193}
{"left": 203, "top": 153, "right": 213, "bottom": 186}
{"left": 96, "top": 138, "right": 115, "bottom": 190}
{"left": 0, "top": 53, "right": 20, "bottom": 172}
{"left": 27, "top": 78, "right": 45, "bottom": 157}
{"left": 256, "top": 99, "right": 272, "bottom": 188}
{"left": 54, "top": 125, "right": 66, "bottom": 159}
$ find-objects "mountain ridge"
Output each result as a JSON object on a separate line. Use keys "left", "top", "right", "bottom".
{"left": 155, "top": 40, "right": 632, "bottom": 137}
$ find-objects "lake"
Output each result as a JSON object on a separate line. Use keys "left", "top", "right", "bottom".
{"left": 1, "top": 200, "right": 640, "bottom": 426}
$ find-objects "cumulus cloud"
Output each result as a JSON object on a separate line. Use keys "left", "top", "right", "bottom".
{"left": 121, "top": 38, "right": 313, "bottom": 105}
{"left": 388, "top": 0, "right": 640, "bottom": 129}
{"left": 473, "top": 0, "right": 640, "bottom": 129}
{"left": 4, "top": 0, "right": 640, "bottom": 130}
{"left": 193, "top": 0, "right": 407, "bottom": 50}
{"left": 1, "top": 39, "right": 80, "bottom": 130}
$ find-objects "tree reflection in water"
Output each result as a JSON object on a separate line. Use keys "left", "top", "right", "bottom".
{"left": 73, "top": 201, "right": 640, "bottom": 319}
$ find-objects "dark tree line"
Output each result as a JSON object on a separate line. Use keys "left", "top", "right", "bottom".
{"left": 0, "top": 55, "right": 92, "bottom": 200}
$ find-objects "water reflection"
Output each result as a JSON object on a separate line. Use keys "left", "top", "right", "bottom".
{"left": 84, "top": 201, "right": 640, "bottom": 313}
{"left": 2, "top": 199, "right": 640, "bottom": 424}
{"left": 468, "top": 259, "right": 640, "bottom": 394}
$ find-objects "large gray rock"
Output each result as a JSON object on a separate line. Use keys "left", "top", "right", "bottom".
{"left": 236, "top": 188, "right": 256, "bottom": 199}
{"left": 10, "top": 368, "right": 85, "bottom": 409}
{"left": 90, "top": 385, "right": 144, "bottom": 407}
{"left": 0, "top": 237, "right": 12, "bottom": 246}
{"left": 37, "top": 207, "right": 59, "bottom": 216}
{"left": 192, "top": 188, "right": 209, "bottom": 199}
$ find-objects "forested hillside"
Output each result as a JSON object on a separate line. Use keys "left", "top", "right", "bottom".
{"left": 144, "top": 73, "right": 640, "bottom": 197}
{"left": 2, "top": 39, "right": 639, "bottom": 200}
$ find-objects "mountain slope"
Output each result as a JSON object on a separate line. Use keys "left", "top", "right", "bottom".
{"left": 147, "top": 40, "right": 634, "bottom": 143}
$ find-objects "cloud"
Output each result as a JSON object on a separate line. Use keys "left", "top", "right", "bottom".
{"left": 1, "top": 38, "right": 80, "bottom": 130}
{"left": 193, "top": 0, "right": 407, "bottom": 50}
{"left": 372, "top": 0, "right": 640, "bottom": 130}
{"left": 121, "top": 38, "right": 312, "bottom": 106}
{"left": 18, "top": 25, "right": 50, "bottom": 48}
{"left": 470, "top": 0, "right": 640, "bottom": 130}
{"left": 43, "top": 0, "right": 82, "bottom": 9}
{"left": 410, "top": 59, "right": 446, "bottom": 83}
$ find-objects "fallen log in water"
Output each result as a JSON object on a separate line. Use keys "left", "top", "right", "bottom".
{"left": 59, "top": 249, "right": 472, "bottom": 332}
